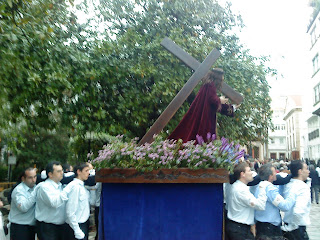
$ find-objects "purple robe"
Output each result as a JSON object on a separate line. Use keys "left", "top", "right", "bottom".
{"left": 168, "top": 82, "right": 234, "bottom": 142}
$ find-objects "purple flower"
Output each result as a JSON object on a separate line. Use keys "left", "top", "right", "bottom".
{"left": 211, "top": 134, "right": 216, "bottom": 141}
{"left": 196, "top": 134, "right": 204, "bottom": 145}
{"left": 206, "top": 132, "right": 212, "bottom": 141}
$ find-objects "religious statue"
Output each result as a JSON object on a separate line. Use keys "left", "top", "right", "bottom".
{"left": 168, "top": 68, "right": 236, "bottom": 142}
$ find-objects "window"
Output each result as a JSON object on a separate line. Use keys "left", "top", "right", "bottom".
{"left": 311, "top": 25, "right": 318, "bottom": 46}
{"left": 314, "top": 84, "right": 320, "bottom": 104}
{"left": 280, "top": 138, "right": 285, "bottom": 144}
{"left": 293, "top": 133, "right": 295, "bottom": 148}
{"left": 309, "top": 129, "right": 319, "bottom": 141}
{"left": 292, "top": 117, "right": 294, "bottom": 131}
{"left": 313, "top": 54, "right": 319, "bottom": 74}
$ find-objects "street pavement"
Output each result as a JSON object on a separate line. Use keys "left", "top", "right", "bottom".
{"left": 307, "top": 202, "right": 320, "bottom": 240}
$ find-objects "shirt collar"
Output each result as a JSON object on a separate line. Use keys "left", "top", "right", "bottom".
{"left": 46, "top": 178, "right": 62, "bottom": 189}
{"left": 291, "top": 178, "right": 303, "bottom": 183}
{"left": 21, "top": 182, "right": 34, "bottom": 192}
{"left": 235, "top": 180, "right": 247, "bottom": 187}
{"left": 73, "top": 178, "right": 84, "bottom": 186}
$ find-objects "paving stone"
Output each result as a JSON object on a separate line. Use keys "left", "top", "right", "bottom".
{"left": 307, "top": 202, "right": 320, "bottom": 240}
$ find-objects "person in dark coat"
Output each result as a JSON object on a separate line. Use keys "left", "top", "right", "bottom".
{"left": 309, "top": 164, "right": 320, "bottom": 204}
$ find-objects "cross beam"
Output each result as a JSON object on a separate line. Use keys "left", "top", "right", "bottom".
{"left": 139, "top": 42, "right": 220, "bottom": 145}
{"left": 161, "top": 37, "right": 244, "bottom": 104}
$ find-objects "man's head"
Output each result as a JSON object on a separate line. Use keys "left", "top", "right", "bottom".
{"left": 22, "top": 167, "right": 37, "bottom": 188}
{"left": 258, "top": 163, "right": 276, "bottom": 182}
{"left": 46, "top": 161, "right": 64, "bottom": 183}
{"left": 62, "top": 163, "right": 71, "bottom": 173}
{"left": 234, "top": 162, "right": 253, "bottom": 184}
{"left": 74, "top": 162, "right": 90, "bottom": 181}
{"left": 202, "top": 68, "right": 224, "bottom": 89}
{"left": 290, "top": 160, "right": 309, "bottom": 181}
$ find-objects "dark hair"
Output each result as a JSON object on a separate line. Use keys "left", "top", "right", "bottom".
{"left": 201, "top": 68, "right": 224, "bottom": 89}
{"left": 46, "top": 161, "right": 62, "bottom": 176}
{"left": 74, "top": 162, "right": 89, "bottom": 177}
{"left": 309, "top": 164, "right": 315, "bottom": 171}
{"left": 258, "top": 163, "right": 273, "bottom": 181}
{"left": 23, "top": 167, "right": 35, "bottom": 178}
{"left": 233, "top": 162, "right": 249, "bottom": 181}
{"left": 290, "top": 160, "right": 304, "bottom": 178}
{"left": 62, "top": 163, "right": 71, "bottom": 173}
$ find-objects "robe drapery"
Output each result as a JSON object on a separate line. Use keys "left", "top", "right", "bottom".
{"left": 168, "top": 82, "right": 234, "bottom": 142}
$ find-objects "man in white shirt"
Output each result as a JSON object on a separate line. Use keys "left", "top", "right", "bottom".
{"left": 35, "top": 161, "right": 69, "bottom": 240}
{"left": 65, "top": 162, "right": 90, "bottom": 240}
{"left": 282, "top": 160, "right": 311, "bottom": 240}
{"left": 8, "top": 167, "right": 37, "bottom": 240}
{"left": 226, "top": 162, "right": 267, "bottom": 240}
{"left": 254, "top": 164, "right": 296, "bottom": 239}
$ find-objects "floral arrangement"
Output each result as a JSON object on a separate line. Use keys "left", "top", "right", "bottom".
{"left": 89, "top": 133, "right": 245, "bottom": 172}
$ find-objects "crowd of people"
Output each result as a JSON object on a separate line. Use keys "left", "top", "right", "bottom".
{"left": 1, "top": 161, "right": 101, "bottom": 240}
{"left": 0, "top": 158, "right": 318, "bottom": 240}
{"left": 225, "top": 159, "right": 317, "bottom": 240}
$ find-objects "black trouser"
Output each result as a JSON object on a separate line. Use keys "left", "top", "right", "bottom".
{"left": 225, "top": 219, "right": 254, "bottom": 240}
{"left": 255, "top": 221, "right": 284, "bottom": 240}
{"left": 94, "top": 207, "right": 100, "bottom": 240}
{"left": 10, "top": 222, "right": 36, "bottom": 240}
{"left": 36, "top": 220, "right": 66, "bottom": 240}
{"left": 282, "top": 226, "right": 309, "bottom": 240}
{"left": 64, "top": 219, "right": 90, "bottom": 240}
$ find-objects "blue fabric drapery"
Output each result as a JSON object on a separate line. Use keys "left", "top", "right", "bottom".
{"left": 99, "top": 183, "right": 223, "bottom": 240}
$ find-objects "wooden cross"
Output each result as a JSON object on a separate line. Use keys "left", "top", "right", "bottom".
{"left": 139, "top": 38, "right": 244, "bottom": 145}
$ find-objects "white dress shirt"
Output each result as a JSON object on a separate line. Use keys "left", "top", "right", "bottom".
{"left": 66, "top": 178, "right": 90, "bottom": 239}
{"left": 255, "top": 181, "right": 296, "bottom": 226}
{"left": 8, "top": 182, "right": 36, "bottom": 226}
{"left": 283, "top": 179, "right": 311, "bottom": 230}
{"left": 227, "top": 180, "right": 267, "bottom": 225}
{"left": 35, "top": 178, "right": 68, "bottom": 225}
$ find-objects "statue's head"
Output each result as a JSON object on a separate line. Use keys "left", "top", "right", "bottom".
{"left": 201, "top": 68, "right": 224, "bottom": 90}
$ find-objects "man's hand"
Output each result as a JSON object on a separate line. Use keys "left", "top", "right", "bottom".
{"left": 219, "top": 96, "right": 229, "bottom": 104}
{"left": 233, "top": 104, "right": 241, "bottom": 109}
{"left": 281, "top": 223, "right": 298, "bottom": 232}
{"left": 75, "top": 229, "right": 85, "bottom": 239}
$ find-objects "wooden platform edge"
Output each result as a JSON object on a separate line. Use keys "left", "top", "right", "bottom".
{"left": 96, "top": 168, "right": 229, "bottom": 183}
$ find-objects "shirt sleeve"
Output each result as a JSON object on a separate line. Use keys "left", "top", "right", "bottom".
{"left": 238, "top": 186, "right": 267, "bottom": 210}
{"left": 291, "top": 187, "right": 309, "bottom": 227}
{"left": 61, "top": 174, "right": 75, "bottom": 185}
{"left": 12, "top": 188, "right": 36, "bottom": 213}
{"left": 266, "top": 185, "right": 296, "bottom": 212}
{"left": 273, "top": 174, "right": 292, "bottom": 185}
{"left": 38, "top": 185, "right": 67, "bottom": 208}
{"left": 219, "top": 104, "right": 234, "bottom": 117}
{"left": 66, "top": 185, "right": 84, "bottom": 239}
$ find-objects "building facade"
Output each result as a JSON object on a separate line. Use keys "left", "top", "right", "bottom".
{"left": 283, "top": 96, "right": 305, "bottom": 160}
{"left": 267, "top": 96, "right": 287, "bottom": 160}
{"left": 307, "top": 11, "right": 320, "bottom": 162}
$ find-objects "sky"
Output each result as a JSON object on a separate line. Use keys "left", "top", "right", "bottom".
{"left": 219, "top": 0, "right": 314, "bottom": 99}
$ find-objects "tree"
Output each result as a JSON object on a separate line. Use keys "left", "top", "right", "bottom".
{"left": 91, "top": 0, "right": 274, "bottom": 144}
{"left": 0, "top": 0, "right": 274, "bottom": 163}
